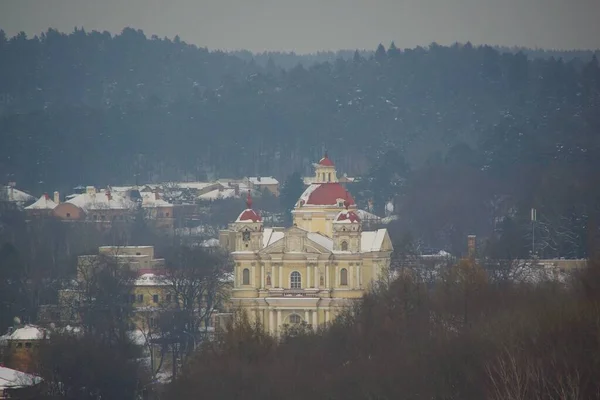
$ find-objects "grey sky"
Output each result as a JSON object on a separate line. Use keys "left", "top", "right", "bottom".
{"left": 1, "top": 0, "right": 598, "bottom": 53}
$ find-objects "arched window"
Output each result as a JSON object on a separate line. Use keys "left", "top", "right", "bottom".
{"left": 340, "top": 268, "right": 348, "bottom": 286}
{"left": 242, "top": 268, "right": 250, "bottom": 285}
{"left": 289, "top": 314, "right": 302, "bottom": 324}
{"left": 290, "top": 271, "right": 301, "bottom": 289}
{"left": 341, "top": 241, "right": 348, "bottom": 251}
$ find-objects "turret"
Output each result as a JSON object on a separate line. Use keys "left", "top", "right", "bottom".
{"left": 233, "top": 191, "right": 263, "bottom": 251}
{"left": 313, "top": 151, "right": 338, "bottom": 183}
{"left": 332, "top": 199, "right": 361, "bottom": 252}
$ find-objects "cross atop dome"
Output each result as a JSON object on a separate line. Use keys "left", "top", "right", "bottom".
{"left": 246, "top": 190, "right": 253, "bottom": 209}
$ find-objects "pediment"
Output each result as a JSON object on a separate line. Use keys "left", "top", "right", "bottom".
{"left": 259, "top": 226, "right": 332, "bottom": 255}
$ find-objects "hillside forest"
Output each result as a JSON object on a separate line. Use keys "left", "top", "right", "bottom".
{"left": 1, "top": 27, "right": 600, "bottom": 258}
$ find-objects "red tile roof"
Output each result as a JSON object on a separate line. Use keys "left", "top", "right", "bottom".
{"left": 304, "top": 183, "right": 355, "bottom": 206}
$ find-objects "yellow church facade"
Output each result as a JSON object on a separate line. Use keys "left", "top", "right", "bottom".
{"left": 219, "top": 154, "right": 393, "bottom": 334}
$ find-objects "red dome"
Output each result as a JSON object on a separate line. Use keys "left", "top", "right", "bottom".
{"left": 318, "top": 155, "right": 335, "bottom": 167}
{"left": 335, "top": 210, "right": 360, "bottom": 223}
{"left": 301, "top": 183, "right": 355, "bottom": 206}
{"left": 237, "top": 209, "right": 262, "bottom": 222}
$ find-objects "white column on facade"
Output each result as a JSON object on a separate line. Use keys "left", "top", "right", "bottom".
{"left": 269, "top": 309, "right": 274, "bottom": 334}
{"left": 348, "top": 265, "right": 353, "bottom": 288}
{"left": 325, "top": 265, "right": 330, "bottom": 287}
{"left": 251, "top": 266, "right": 256, "bottom": 287}
{"left": 276, "top": 310, "right": 282, "bottom": 333}
{"left": 325, "top": 310, "right": 330, "bottom": 324}
{"left": 278, "top": 265, "right": 283, "bottom": 288}
{"left": 307, "top": 265, "right": 311, "bottom": 288}
{"left": 356, "top": 265, "right": 361, "bottom": 288}
{"left": 335, "top": 266, "right": 339, "bottom": 287}
{"left": 304, "top": 310, "right": 309, "bottom": 322}
{"left": 312, "top": 309, "right": 317, "bottom": 328}
{"left": 260, "top": 264, "right": 265, "bottom": 289}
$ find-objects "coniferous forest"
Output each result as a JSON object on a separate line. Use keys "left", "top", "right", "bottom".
{"left": 1, "top": 28, "right": 599, "bottom": 257}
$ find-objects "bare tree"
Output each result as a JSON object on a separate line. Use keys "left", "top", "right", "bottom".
{"left": 72, "top": 252, "right": 136, "bottom": 346}
{"left": 159, "top": 243, "right": 232, "bottom": 362}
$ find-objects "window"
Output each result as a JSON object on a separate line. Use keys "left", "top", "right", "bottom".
{"left": 16, "top": 342, "right": 22, "bottom": 348}
{"left": 130, "top": 294, "right": 136, "bottom": 303}
{"left": 340, "top": 268, "right": 348, "bottom": 286}
{"left": 137, "top": 294, "right": 144, "bottom": 303}
{"left": 166, "top": 294, "right": 172, "bottom": 303}
{"left": 66, "top": 213, "right": 71, "bottom": 218}
{"left": 341, "top": 241, "right": 348, "bottom": 251}
{"left": 242, "top": 268, "right": 250, "bottom": 285}
{"left": 25, "top": 342, "right": 32, "bottom": 349}
{"left": 289, "top": 314, "right": 302, "bottom": 324}
{"left": 166, "top": 212, "right": 170, "bottom": 217}
{"left": 290, "top": 271, "right": 301, "bottom": 289}
{"left": 153, "top": 294, "right": 159, "bottom": 303}
{"left": 136, "top": 252, "right": 141, "bottom": 255}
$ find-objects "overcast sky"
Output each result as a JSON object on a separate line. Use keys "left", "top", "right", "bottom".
{"left": 1, "top": 0, "right": 599, "bottom": 53}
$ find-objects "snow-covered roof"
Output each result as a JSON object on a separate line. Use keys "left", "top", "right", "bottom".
{"left": 262, "top": 228, "right": 285, "bottom": 248}
{"left": 355, "top": 209, "right": 380, "bottom": 220}
{"left": 198, "top": 188, "right": 237, "bottom": 201}
{"left": 141, "top": 192, "right": 172, "bottom": 208}
{"left": 1, "top": 186, "right": 35, "bottom": 203}
{"left": 24, "top": 194, "right": 57, "bottom": 210}
{"left": 201, "top": 238, "right": 220, "bottom": 247}
{"left": 109, "top": 186, "right": 136, "bottom": 192}
{"left": 248, "top": 177, "right": 279, "bottom": 185}
{"left": 67, "top": 191, "right": 135, "bottom": 211}
{"left": 8, "top": 325, "right": 48, "bottom": 341}
{"left": 0, "top": 366, "right": 42, "bottom": 390}
{"left": 134, "top": 273, "right": 167, "bottom": 286}
{"left": 360, "top": 229, "right": 388, "bottom": 252}
{"left": 307, "top": 232, "right": 334, "bottom": 251}
{"left": 171, "top": 182, "right": 215, "bottom": 190}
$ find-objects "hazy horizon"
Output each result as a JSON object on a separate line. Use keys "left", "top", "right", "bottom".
{"left": 1, "top": 0, "right": 600, "bottom": 53}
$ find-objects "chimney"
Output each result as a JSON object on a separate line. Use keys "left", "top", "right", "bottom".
{"left": 86, "top": 186, "right": 96, "bottom": 195}
{"left": 105, "top": 190, "right": 112, "bottom": 201}
{"left": 234, "top": 184, "right": 240, "bottom": 196}
{"left": 257, "top": 176, "right": 261, "bottom": 183}
{"left": 53, "top": 191, "right": 60, "bottom": 204}
{"left": 43, "top": 193, "right": 50, "bottom": 200}
{"left": 468, "top": 235, "right": 476, "bottom": 258}
{"left": 154, "top": 190, "right": 159, "bottom": 201}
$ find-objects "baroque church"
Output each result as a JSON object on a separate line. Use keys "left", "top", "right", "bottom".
{"left": 219, "top": 153, "right": 393, "bottom": 334}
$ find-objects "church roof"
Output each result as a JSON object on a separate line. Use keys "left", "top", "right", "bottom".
{"left": 236, "top": 191, "right": 262, "bottom": 222}
{"left": 236, "top": 208, "right": 262, "bottom": 222}
{"left": 299, "top": 183, "right": 355, "bottom": 207}
{"left": 335, "top": 210, "right": 360, "bottom": 223}
{"left": 318, "top": 154, "right": 335, "bottom": 167}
